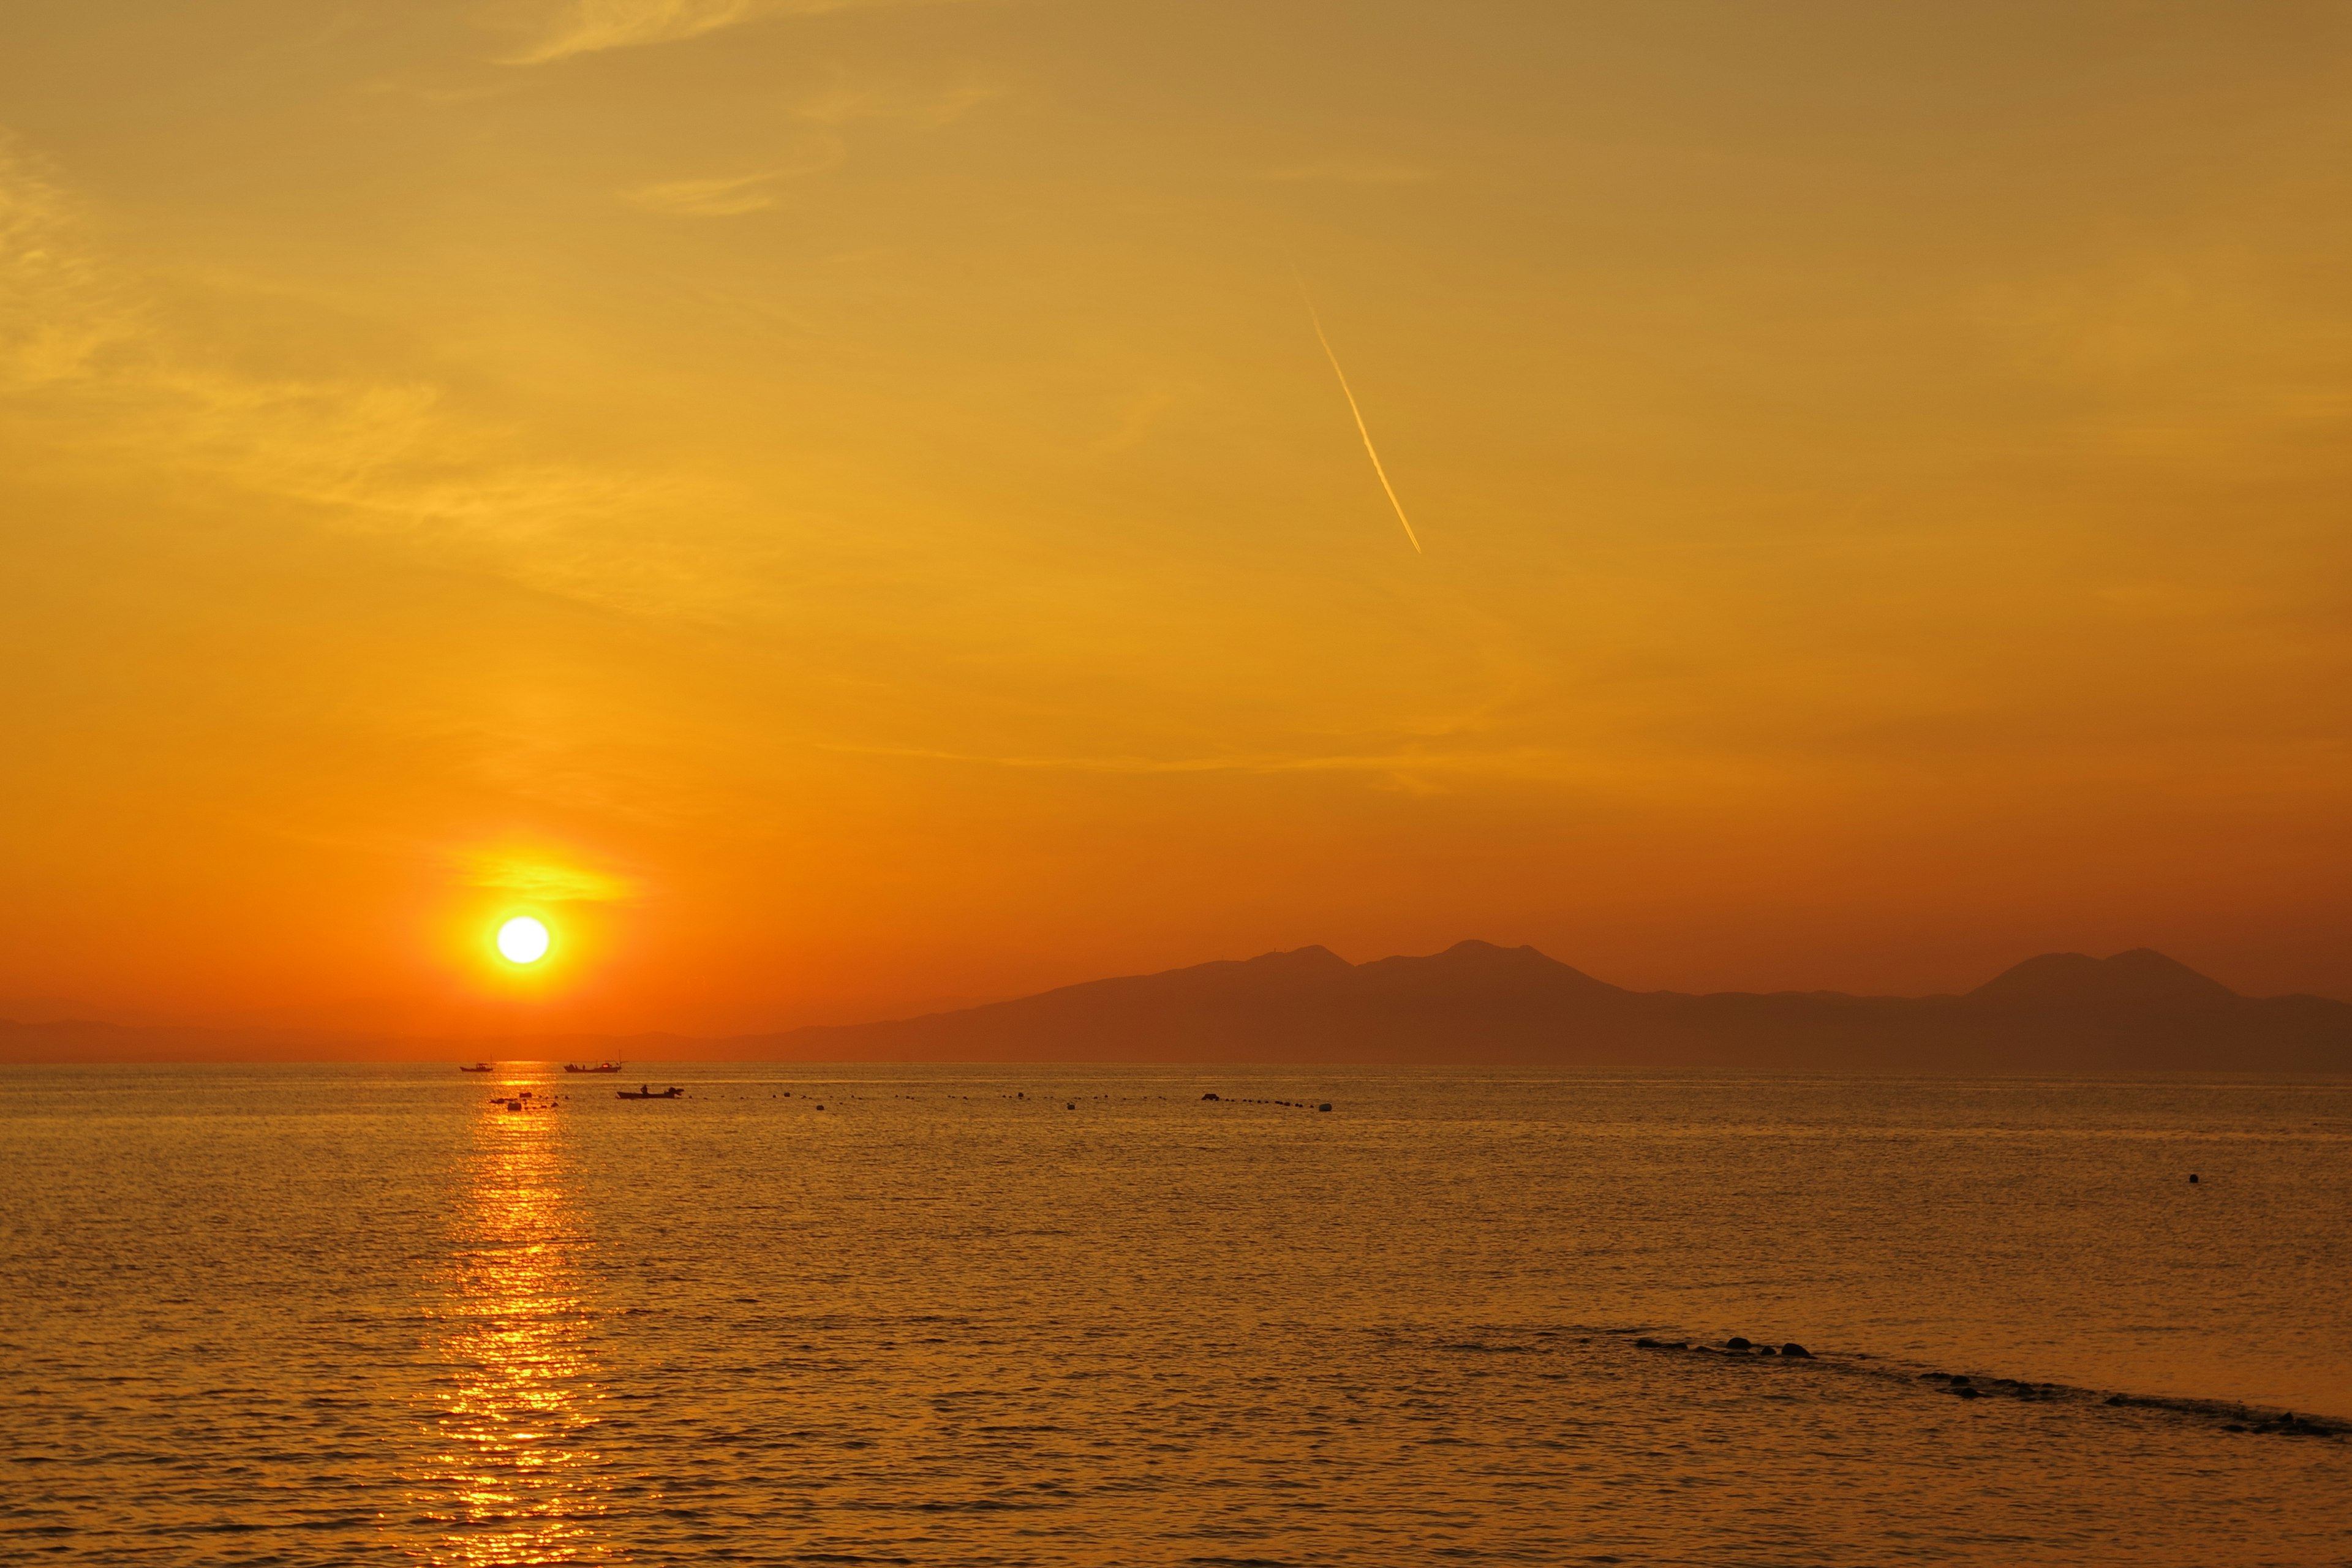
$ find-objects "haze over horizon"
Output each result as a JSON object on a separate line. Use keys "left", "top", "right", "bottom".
{"left": 7, "top": 2, "right": 2351, "bottom": 1036}
{"left": 11, "top": 939, "right": 2347, "bottom": 1077}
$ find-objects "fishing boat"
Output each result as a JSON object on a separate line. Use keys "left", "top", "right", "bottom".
{"left": 617, "top": 1085, "right": 686, "bottom": 1100}
{"left": 564, "top": 1061, "right": 623, "bottom": 1074}
{"left": 459, "top": 1063, "right": 494, "bottom": 1072}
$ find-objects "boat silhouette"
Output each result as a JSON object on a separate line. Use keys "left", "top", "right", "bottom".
{"left": 458, "top": 1063, "right": 494, "bottom": 1072}
{"left": 565, "top": 1061, "right": 622, "bottom": 1074}
{"left": 617, "top": 1084, "right": 685, "bottom": 1100}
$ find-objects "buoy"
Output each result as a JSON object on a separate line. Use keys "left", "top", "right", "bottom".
{"left": 2188, "top": 1174, "right": 2199, "bottom": 1184}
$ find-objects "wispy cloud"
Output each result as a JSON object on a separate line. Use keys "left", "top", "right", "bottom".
{"left": 510, "top": 0, "right": 761, "bottom": 63}
{"left": 0, "top": 136, "right": 750, "bottom": 622}
{"left": 509, "top": 0, "right": 966, "bottom": 64}
{"left": 793, "top": 77, "right": 1000, "bottom": 127}
{"left": 624, "top": 171, "right": 787, "bottom": 217}
{"left": 0, "top": 140, "right": 141, "bottom": 385}
{"left": 459, "top": 851, "right": 639, "bottom": 902}
{"left": 1261, "top": 159, "right": 1438, "bottom": 186}
{"left": 620, "top": 138, "right": 843, "bottom": 216}
{"left": 813, "top": 739, "right": 1577, "bottom": 780}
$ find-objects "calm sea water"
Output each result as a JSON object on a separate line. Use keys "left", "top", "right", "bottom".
{"left": 3, "top": 1064, "right": 2346, "bottom": 1566}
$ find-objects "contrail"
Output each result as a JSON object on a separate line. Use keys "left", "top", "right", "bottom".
{"left": 1292, "top": 268, "right": 1423, "bottom": 553}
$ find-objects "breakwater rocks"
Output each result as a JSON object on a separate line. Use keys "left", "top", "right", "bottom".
{"left": 1635, "top": 1336, "right": 1811, "bottom": 1358}
{"left": 1618, "top": 1329, "right": 2344, "bottom": 1439}
{"left": 1199, "top": 1093, "right": 1334, "bottom": 1111}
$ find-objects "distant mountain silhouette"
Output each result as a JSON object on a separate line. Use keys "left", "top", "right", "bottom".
{"left": 750, "top": 940, "right": 2351, "bottom": 1071}
{"left": 1969, "top": 948, "right": 2239, "bottom": 1009}
{"left": 6, "top": 941, "right": 2346, "bottom": 1068}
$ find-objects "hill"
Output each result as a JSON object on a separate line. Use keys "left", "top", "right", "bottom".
{"left": 6, "top": 943, "right": 2346, "bottom": 1069}
{"left": 749, "top": 941, "right": 2352, "bottom": 1071}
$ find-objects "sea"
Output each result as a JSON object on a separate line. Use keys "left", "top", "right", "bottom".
{"left": 3, "top": 1064, "right": 2347, "bottom": 1566}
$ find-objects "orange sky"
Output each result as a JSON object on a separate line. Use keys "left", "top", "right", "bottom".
{"left": 4, "top": 2, "right": 2350, "bottom": 1035}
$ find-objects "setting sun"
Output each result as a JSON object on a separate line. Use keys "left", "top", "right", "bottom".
{"left": 496, "top": 918, "right": 550, "bottom": 966}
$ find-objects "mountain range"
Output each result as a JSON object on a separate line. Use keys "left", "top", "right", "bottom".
{"left": 7, "top": 943, "right": 2348, "bottom": 1069}
{"left": 752, "top": 942, "right": 2351, "bottom": 1071}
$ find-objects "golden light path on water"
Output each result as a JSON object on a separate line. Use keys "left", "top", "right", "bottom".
{"left": 407, "top": 1074, "right": 612, "bottom": 1566}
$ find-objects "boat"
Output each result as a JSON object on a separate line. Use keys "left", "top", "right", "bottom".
{"left": 459, "top": 1063, "right": 494, "bottom": 1072}
{"left": 617, "top": 1085, "right": 686, "bottom": 1100}
{"left": 564, "top": 1061, "right": 623, "bottom": 1074}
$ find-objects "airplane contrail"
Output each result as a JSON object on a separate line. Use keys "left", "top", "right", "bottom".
{"left": 1292, "top": 269, "right": 1423, "bottom": 554}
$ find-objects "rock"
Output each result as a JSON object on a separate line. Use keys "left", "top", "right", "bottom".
{"left": 1758, "top": 1346, "right": 1778, "bottom": 1355}
{"left": 1066, "top": 1102, "right": 1076, "bottom": 1110}
{"left": 1956, "top": 1385, "right": 1980, "bottom": 1400}
{"left": 1317, "top": 1102, "right": 1333, "bottom": 1112}
{"left": 1726, "top": 1337, "right": 1752, "bottom": 1351}
{"left": 1201, "top": 1092, "right": 1219, "bottom": 1101}
{"left": 1781, "top": 1343, "right": 1812, "bottom": 1359}
{"left": 2188, "top": 1174, "right": 2199, "bottom": 1183}
{"left": 1635, "top": 1337, "right": 1661, "bottom": 1348}
{"left": 1950, "top": 1375, "right": 1971, "bottom": 1385}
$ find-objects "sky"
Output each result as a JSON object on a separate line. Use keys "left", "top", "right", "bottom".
{"left": 4, "top": 1, "right": 2350, "bottom": 1036}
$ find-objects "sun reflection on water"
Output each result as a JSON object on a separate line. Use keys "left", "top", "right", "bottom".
{"left": 409, "top": 1076, "right": 612, "bottom": 1565}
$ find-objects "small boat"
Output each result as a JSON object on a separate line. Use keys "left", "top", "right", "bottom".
{"left": 459, "top": 1063, "right": 494, "bottom": 1073}
{"left": 564, "top": 1061, "right": 623, "bottom": 1074}
{"left": 617, "top": 1084, "right": 686, "bottom": 1100}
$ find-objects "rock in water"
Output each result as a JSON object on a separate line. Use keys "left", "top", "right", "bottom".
{"left": 1781, "top": 1343, "right": 1812, "bottom": 1358}
{"left": 1726, "top": 1337, "right": 1752, "bottom": 1351}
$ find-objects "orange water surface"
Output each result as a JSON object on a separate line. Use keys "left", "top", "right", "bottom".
{"left": 4, "top": 1065, "right": 2348, "bottom": 1564}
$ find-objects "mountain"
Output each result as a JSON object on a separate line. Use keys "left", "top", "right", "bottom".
{"left": 751, "top": 941, "right": 2352, "bottom": 1072}
{"left": 1968, "top": 948, "right": 2239, "bottom": 1009}
{"left": 7, "top": 942, "right": 2347, "bottom": 1069}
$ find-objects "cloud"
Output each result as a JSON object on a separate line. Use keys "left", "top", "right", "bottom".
{"left": 623, "top": 171, "right": 786, "bottom": 217}
{"left": 1260, "top": 159, "right": 1438, "bottom": 186}
{"left": 0, "top": 135, "right": 754, "bottom": 622}
{"left": 792, "top": 77, "right": 1000, "bottom": 127}
{"left": 508, "top": 0, "right": 965, "bottom": 64}
{"left": 620, "top": 141, "right": 843, "bottom": 215}
{"left": 511, "top": 0, "right": 761, "bottom": 63}
{"left": 813, "top": 739, "right": 1585, "bottom": 782}
{"left": 460, "top": 851, "right": 639, "bottom": 902}
{"left": 0, "top": 140, "right": 141, "bottom": 385}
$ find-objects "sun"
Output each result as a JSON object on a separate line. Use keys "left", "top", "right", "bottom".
{"left": 496, "top": 916, "right": 551, "bottom": 965}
